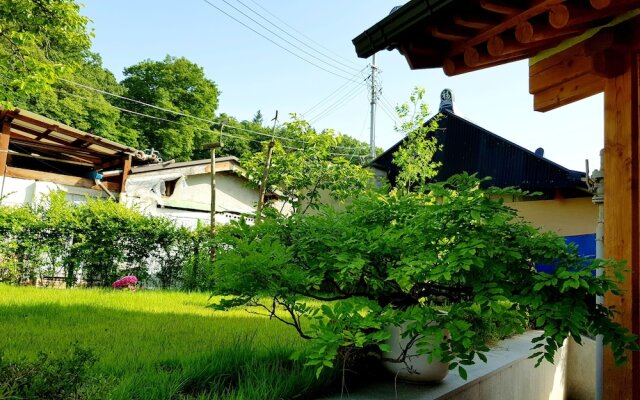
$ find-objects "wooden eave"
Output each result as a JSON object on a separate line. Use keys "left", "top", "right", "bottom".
{"left": 353, "top": 0, "right": 640, "bottom": 76}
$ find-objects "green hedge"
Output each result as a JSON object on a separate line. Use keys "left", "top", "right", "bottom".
{"left": 0, "top": 193, "right": 212, "bottom": 289}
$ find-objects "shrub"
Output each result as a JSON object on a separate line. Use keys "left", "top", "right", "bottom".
{"left": 0, "top": 193, "right": 201, "bottom": 289}
{"left": 211, "top": 174, "right": 638, "bottom": 378}
{"left": 0, "top": 346, "right": 97, "bottom": 399}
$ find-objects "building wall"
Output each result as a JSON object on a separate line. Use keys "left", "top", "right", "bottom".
{"left": 507, "top": 197, "right": 597, "bottom": 236}
{"left": 0, "top": 176, "right": 107, "bottom": 206}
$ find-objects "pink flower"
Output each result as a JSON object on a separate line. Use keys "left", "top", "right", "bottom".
{"left": 112, "top": 275, "right": 139, "bottom": 289}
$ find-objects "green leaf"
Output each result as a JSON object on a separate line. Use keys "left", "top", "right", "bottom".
{"left": 458, "top": 366, "right": 468, "bottom": 380}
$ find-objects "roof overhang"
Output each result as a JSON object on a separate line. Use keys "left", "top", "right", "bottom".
{"left": 1, "top": 108, "right": 156, "bottom": 168}
{"left": 353, "top": 0, "right": 640, "bottom": 76}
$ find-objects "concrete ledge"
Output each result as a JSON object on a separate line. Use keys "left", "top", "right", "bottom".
{"left": 323, "top": 331, "right": 572, "bottom": 400}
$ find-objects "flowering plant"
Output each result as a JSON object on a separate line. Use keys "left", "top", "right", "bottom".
{"left": 112, "top": 275, "right": 138, "bottom": 289}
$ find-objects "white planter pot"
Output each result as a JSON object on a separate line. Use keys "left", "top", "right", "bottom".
{"left": 382, "top": 322, "right": 449, "bottom": 383}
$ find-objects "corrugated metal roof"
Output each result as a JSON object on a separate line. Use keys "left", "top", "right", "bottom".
{"left": 372, "top": 110, "right": 587, "bottom": 193}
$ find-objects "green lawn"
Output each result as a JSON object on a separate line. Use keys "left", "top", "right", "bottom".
{"left": 0, "top": 285, "right": 329, "bottom": 399}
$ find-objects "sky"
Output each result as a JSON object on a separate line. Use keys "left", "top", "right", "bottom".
{"left": 81, "top": 0, "right": 604, "bottom": 173}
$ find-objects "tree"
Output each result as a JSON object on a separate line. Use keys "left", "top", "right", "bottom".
{"left": 242, "top": 116, "right": 373, "bottom": 214}
{"left": 119, "top": 56, "right": 220, "bottom": 161}
{"left": 211, "top": 174, "right": 638, "bottom": 378}
{"left": 392, "top": 86, "right": 441, "bottom": 191}
{"left": 0, "top": 0, "right": 92, "bottom": 107}
{"left": 19, "top": 52, "right": 140, "bottom": 147}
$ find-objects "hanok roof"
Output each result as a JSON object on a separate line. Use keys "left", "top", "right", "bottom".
{"left": 353, "top": 0, "right": 640, "bottom": 75}
{"left": 372, "top": 109, "right": 586, "bottom": 195}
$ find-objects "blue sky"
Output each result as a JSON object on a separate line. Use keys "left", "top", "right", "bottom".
{"left": 81, "top": 0, "right": 604, "bottom": 172}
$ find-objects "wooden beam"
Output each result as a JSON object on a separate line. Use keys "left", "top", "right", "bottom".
{"left": 449, "top": 0, "right": 564, "bottom": 56}
{"left": 5, "top": 166, "right": 121, "bottom": 192}
{"left": 0, "top": 120, "right": 10, "bottom": 175}
{"left": 603, "top": 50, "right": 640, "bottom": 400}
{"left": 530, "top": 27, "right": 627, "bottom": 96}
{"left": 453, "top": 14, "right": 498, "bottom": 30}
{"left": 479, "top": 0, "right": 521, "bottom": 15}
{"left": 443, "top": 50, "right": 531, "bottom": 76}
{"left": 533, "top": 72, "right": 604, "bottom": 111}
{"left": 120, "top": 155, "right": 132, "bottom": 192}
{"left": 430, "top": 25, "right": 473, "bottom": 42}
{"left": 515, "top": 20, "right": 582, "bottom": 44}
{"left": 548, "top": 4, "right": 570, "bottom": 28}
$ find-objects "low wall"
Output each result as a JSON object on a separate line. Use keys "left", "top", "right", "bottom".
{"left": 325, "top": 332, "right": 596, "bottom": 400}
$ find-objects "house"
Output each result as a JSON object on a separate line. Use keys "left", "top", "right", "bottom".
{"left": 371, "top": 89, "right": 597, "bottom": 261}
{"left": 0, "top": 108, "right": 157, "bottom": 206}
{"left": 122, "top": 156, "right": 282, "bottom": 229}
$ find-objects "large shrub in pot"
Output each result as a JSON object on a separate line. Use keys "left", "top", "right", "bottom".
{"left": 211, "top": 174, "right": 637, "bottom": 378}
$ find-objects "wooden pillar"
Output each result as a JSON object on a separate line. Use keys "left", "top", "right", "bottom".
{"left": 603, "top": 50, "right": 640, "bottom": 400}
{"left": 0, "top": 119, "right": 10, "bottom": 175}
{"left": 120, "top": 155, "right": 132, "bottom": 193}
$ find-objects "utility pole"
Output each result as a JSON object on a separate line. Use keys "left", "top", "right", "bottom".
{"left": 369, "top": 53, "right": 378, "bottom": 161}
{"left": 203, "top": 135, "right": 223, "bottom": 260}
{"left": 256, "top": 111, "right": 279, "bottom": 221}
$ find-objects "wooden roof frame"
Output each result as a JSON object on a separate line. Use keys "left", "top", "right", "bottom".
{"left": 354, "top": 1, "right": 640, "bottom": 399}
{"left": 0, "top": 108, "right": 154, "bottom": 193}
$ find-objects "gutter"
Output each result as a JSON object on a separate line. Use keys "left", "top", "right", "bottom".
{"left": 352, "top": 0, "right": 455, "bottom": 58}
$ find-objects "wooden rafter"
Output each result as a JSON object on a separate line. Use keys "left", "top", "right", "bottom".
{"left": 5, "top": 110, "right": 131, "bottom": 154}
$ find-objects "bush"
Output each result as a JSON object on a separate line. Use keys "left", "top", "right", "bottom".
{"left": 0, "top": 193, "right": 207, "bottom": 289}
{"left": 211, "top": 174, "right": 638, "bottom": 378}
{"left": 0, "top": 346, "right": 97, "bottom": 399}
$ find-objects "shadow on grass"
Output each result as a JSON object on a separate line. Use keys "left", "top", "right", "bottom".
{"left": 0, "top": 302, "right": 346, "bottom": 400}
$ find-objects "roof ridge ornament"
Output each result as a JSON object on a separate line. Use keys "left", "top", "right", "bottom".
{"left": 439, "top": 88, "right": 455, "bottom": 113}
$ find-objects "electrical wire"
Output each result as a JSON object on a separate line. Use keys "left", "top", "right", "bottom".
{"left": 233, "top": 0, "right": 361, "bottom": 73}
{"left": 59, "top": 78, "right": 371, "bottom": 151}
{"left": 244, "top": 0, "right": 361, "bottom": 69}
{"left": 301, "top": 68, "right": 368, "bottom": 118}
{"left": 57, "top": 89, "right": 369, "bottom": 158}
{"left": 200, "top": 0, "right": 359, "bottom": 82}
{"left": 308, "top": 84, "right": 367, "bottom": 124}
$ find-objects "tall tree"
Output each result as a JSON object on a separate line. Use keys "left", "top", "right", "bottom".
{"left": 21, "top": 52, "right": 140, "bottom": 147}
{"left": 119, "top": 56, "right": 220, "bottom": 161}
{"left": 0, "top": 0, "right": 92, "bottom": 107}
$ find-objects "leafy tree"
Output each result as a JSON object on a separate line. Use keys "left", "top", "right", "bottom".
{"left": 211, "top": 174, "right": 638, "bottom": 378}
{"left": 19, "top": 52, "right": 140, "bottom": 147}
{"left": 0, "top": 0, "right": 92, "bottom": 107}
{"left": 242, "top": 116, "right": 373, "bottom": 214}
{"left": 392, "top": 86, "right": 441, "bottom": 191}
{"left": 119, "top": 56, "right": 220, "bottom": 161}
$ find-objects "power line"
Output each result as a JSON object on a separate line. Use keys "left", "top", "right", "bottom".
{"left": 309, "top": 84, "right": 367, "bottom": 124}
{"left": 244, "top": 0, "right": 361, "bottom": 69}
{"left": 200, "top": 0, "right": 358, "bottom": 81}
{"left": 233, "top": 0, "right": 361, "bottom": 73}
{"left": 57, "top": 88, "right": 369, "bottom": 158}
{"left": 301, "top": 69, "right": 367, "bottom": 118}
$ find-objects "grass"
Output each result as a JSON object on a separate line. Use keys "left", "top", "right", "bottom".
{"left": 0, "top": 285, "right": 333, "bottom": 399}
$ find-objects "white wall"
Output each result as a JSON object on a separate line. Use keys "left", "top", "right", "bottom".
{"left": 0, "top": 176, "right": 107, "bottom": 206}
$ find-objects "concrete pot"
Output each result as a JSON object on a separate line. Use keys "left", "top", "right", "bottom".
{"left": 382, "top": 321, "right": 449, "bottom": 383}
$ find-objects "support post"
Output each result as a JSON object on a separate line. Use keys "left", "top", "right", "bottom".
{"left": 203, "top": 142, "right": 223, "bottom": 260}
{"left": 0, "top": 119, "right": 10, "bottom": 179}
{"left": 256, "top": 111, "right": 278, "bottom": 221}
{"left": 119, "top": 155, "right": 132, "bottom": 200}
{"left": 603, "top": 50, "right": 640, "bottom": 400}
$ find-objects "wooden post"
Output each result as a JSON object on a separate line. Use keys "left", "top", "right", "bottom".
{"left": 255, "top": 140, "right": 275, "bottom": 220}
{"left": 256, "top": 111, "right": 279, "bottom": 221}
{"left": 202, "top": 142, "right": 223, "bottom": 260}
{"left": 603, "top": 50, "right": 640, "bottom": 400}
{"left": 119, "top": 155, "right": 132, "bottom": 198}
{"left": 0, "top": 119, "right": 10, "bottom": 178}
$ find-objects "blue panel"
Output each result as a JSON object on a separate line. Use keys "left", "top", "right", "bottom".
{"left": 535, "top": 233, "right": 596, "bottom": 273}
